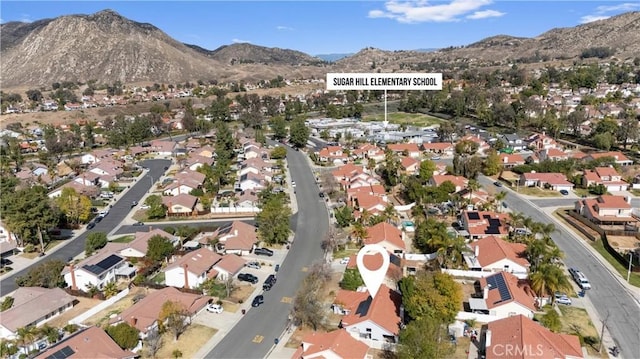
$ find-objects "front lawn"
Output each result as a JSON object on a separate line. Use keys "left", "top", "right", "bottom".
{"left": 513, "top": 186, "right": 561, "bottom": 197}
{"left": 111, "top": 235, "right": 134, "bottom": 243}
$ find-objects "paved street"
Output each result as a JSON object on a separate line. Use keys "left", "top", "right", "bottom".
{"left": 0, "top": 159, "right": 171, "bottom": 295}
{"left": 531, "top": 197, "right": 640, "bottom": 208}
{"left": 204, "top": 145, "right": 329, "bottom": 358}
{"left": 477, "top": 175, "right": 640, "bottom": 356}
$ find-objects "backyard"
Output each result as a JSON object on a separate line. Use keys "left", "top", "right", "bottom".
{"left": 146, "top": 324, "right": 216, "bottom": 359}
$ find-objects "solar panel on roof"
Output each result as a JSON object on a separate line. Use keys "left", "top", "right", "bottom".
{"left": 82, "top": 264, "right": 104, "bottom": 275}
{"left": 491, "top": 273, "right": 512, "bottom": 303}
{"left": 95, "top": 254, "right": 122, "bottom": 271}
{"left": 468, "top": 212, "right": 480, "bottom": 220}
{"left": 46, "top": 345, "right": 75, "bottom": 359}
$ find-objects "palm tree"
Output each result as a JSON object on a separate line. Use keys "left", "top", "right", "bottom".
{"left": 467, "top": 179, "right": 480, "bottom": 202}
{"left": 359, "top": 209, "right": 372, "bottom": 226}
{"left": 16, "top": 326, "right": 36, "bottom": 354}
{"left": 494, "top": 191, "right": 507, "bottom": 212}
{"left": 382, "top": 204, "right": 399, "bottom": 225}
{"left": 525, "top": 239, "right": 548, "bottom": 271}
{"left": 38, "top": 325, "right": 60, "bottom": 345}
{"left": 350, "top": 222, "right": 368, "bottom": 246}
{"left": 103, "top": 281, "right": 119, "bottom": 299}
{"left": 530, "top": 264, "right": 572, "bottom": 303}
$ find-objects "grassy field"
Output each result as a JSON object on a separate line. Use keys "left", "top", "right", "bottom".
{"left": 513, "top": 186, "right": 562, "bottom": 197}
{"left": 362, "top": 112, "right": 443, "bottom": 127}
{"left": 111, "top": 235, "right": 134, "bottom": 243}
{"left": 20, "top": 239, "right": 66, "bottom": 259}
{"left": 558, "top": 306, "right": 606, "bottom": 357}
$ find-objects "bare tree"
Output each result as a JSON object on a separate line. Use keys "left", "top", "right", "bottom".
{"left": 290, "top": 261, "right": 332, "bottom": 330}
{"left": 145, "top": 329, "right": 163, "bottom": 358}
{"left": 224, "top": 276, "right": 235, "bottom": 299}
{"left": 321, "top": 227, "right": 339, "bottom": 259}
{"left": 159, "top": 300, "right": 190, "bottom": 341}
{"left": 320, "top": 171, "right": 340, "bottom": 196}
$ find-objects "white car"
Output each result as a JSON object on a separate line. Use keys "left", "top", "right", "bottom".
{"left": 340, "top": 257, "right": 350, "bottom": 264}
{"left": 140, "top": 204, "right": 150, "bottom": 209}
{"left": 554, "top": 292, "right": 572, "bottom": 305}
{"left": 206, "top": 304, "right": 223, "bottom": 314}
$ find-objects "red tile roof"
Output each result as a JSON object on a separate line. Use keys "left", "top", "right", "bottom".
{"left": 164, "top": 248, "right": 222, "bottom": 276}
{"left": 340, "top": 285, "right": 403, "bottom": 336}
{"left": 364, "top": 222, "right": 405, "bottom": 251}
{"left": 36, "top": 326, "right": 137, "bottom": 359}
{"left": 295, "top": 329, "right": 369, "bottom": 359}
{"left": 486, "top": 315, "right": 583, "bottom": 359}
{"left": 469, "top": 236, "right": 529, "bottom": 268}
{"left": 479, "top": 272, "right": 536, "bottom": 311}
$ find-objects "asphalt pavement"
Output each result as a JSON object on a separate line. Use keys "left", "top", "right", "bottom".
{"left": 477, "top": 175, "right": 640, "bottom": 356}
{"left": 531, "top": 197, "right": 640, "bottom": 208}
{"left": 0, "top": 159, "right": 171, "bottom": 295}
{"left": 204, "top": 145, "right": 329, "bottom": 358}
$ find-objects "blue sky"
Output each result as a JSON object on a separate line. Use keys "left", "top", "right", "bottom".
{"left": 1, "top": 1, "right": 638, "bottom": 55}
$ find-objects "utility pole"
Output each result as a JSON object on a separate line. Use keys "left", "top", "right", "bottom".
{"left": 598, "top": 310, "right": 610, "bottom": 354}
{"left": 628, "top": 251, "right": 634, "bottom": 283}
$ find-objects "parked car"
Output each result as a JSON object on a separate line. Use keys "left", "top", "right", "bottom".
{"left": 319, "top": 192, "right": 325, "bottom": 198}
{"left": 554, "top": 292, "right": 572, "bottom": 305}
{"left": 274, "top": 264, "right": 280, "bottom": 272}
{"left": 206, "top": 303, "right": 224, "bottom": 313}
{"left": 568, "top": 268, "right": 592, "bottom": 290}
{"left": 140, "top": 204, "right": 150, "bottom": 209}
{"left": 86, "top": 222, "right": 96, "bottom": 230}
{"left": 94, "top": 216, "right": 103, "bottom": 223}
{"left": 132, "top": 221, "right": 145, "bottom": 226}
{"left": 340, "top": 257, "right": 350, "bottom": 264}
{"left": 291, "top": 181, "right": 296, "bottom": 188}
{"left": 263, "top": 274, "right": 277, "bottom": 290}
{"left": 493, "top": 181, "right": 503, "bottom": 187}
{"left": 238, "top": 273, "right": 259, "bottom": 284}
{"left": 254, "top": 248, "right": 274, "bottom": 257}
{"left": 251, "top": 295, "right": 264, "bottom": 307}
{"left": 560, "top": 189, "right": 569, "bottom": 195}
{"left": 131, "top": 201, "right": 138, "bottom": 208}
{"left": 246, "top": 261, "right": 261, "bottom": 269}
{"left": 431, "top": 156, "right": 441, "bottom": 160}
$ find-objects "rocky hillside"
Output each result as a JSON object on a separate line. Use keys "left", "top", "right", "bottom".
{"left": 1, "top": 9, "right": 639, "bottom": 88}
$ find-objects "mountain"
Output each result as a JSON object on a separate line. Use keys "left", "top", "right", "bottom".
{"left": 315, "top": 53, "right": 354, "bottom": 62}
{"left": 1, "top": 10, "right": 639, "bottom": 88}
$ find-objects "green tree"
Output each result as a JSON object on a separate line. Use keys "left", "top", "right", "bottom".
{"left": 339, "top": 268, "right": 364, "bottom": 290}
{"left": 288, "top": 117, "right": 310, "bottom": 148}
{"left": 1, "top": 185, "right": 59, "bottom": 249}
{"left": 0, "top": 296, "right": 14, "bottom": 311}
{"left": 399, "top": 271, "right": 462, "bottom": 323}
{"left": 106, "top": 322, "right": 140, "bottom": 349}
{"left": 145, "top": 195, "right": 167, "bottom": 219}
{"left": 540, "top": 308, "right": 562, "bottom": 333}
{"left": 256, "top": 195, "right": 292, "bottom": 245}
{"left": 413, "top": 218, "right": 449, "bottom": 254}
{"left": 270, "top": 117, "right": 288, "bottom": 140}
{"left": 15, "top": 260, "right": 66, "bottom": 288}
{"left": 483, "top": 150, "right": 503, "bottom": 176}
{"left": 397, "top": 316, "right": 454, "bottom": 359}
{"left": 85, "top": 232, "right": 108, "bottom": 256}
{"left": 103, "top": 281, "right": 119, "bottom": 299}
{"left": 334, "top": 206, "right": 354, "bottom": 228}
{"left": 146, "top": 235, "right": 175, "bottom": 261}
{"left": 270, "top": 146, "right": 287, "bottom": 160}
{"left": 418, "top": 159, "right": 436, "bottom": 183}
{"left": 530, "top": 263, "right": 572, "bottom": 300}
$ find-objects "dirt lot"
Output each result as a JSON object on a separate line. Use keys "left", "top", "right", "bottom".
{"left": 83, "top": 287, "right": 152, "bottom": 327}
{"left": 558, "top": 306, "right": 606, "bottom": 357}
{"left": 148, "top": 324, "right": 216, "bottom": 359}
{"left": 607, "top": 235, "right": 640, "bottom": 251}
{"left": 46, "top": 297, "right": 103, "bottom": 328}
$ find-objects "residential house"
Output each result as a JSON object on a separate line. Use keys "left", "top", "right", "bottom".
{"left": 193, "top": 145, "right": 215, "bottom": 158}
{"left": 386, "top": 143, "right": 421, "bottom": 158}
{"left": 48, "top": 180, "right": 100, "bottom": 199}
{"left": 352, "top": 144, "right": 385, "bottom": 162}
{"left": 537, "top": 148, "right": 569, "bottom": 162}
{"left": 430, "top": 174, "right": 469, "bottom": 193}
{"left": 150, "top": 140, "right": 177, "bottom": 157}
{"left": 498, "top": 153, "right": 525, "bottom": 169}
{"left": 468, "top": 272, "right": 537, "bottom": 319}
{"left": 291, "top": 329, "right": 370, "bottom": 359}
{"left": 332, "top": 164, "right": 366, "bottom": 187}
{"left": 583, "top": 151, "right": 633, "bottom": 166}
{"left": 347, "top": 185, "right": 387, "bottom": 202}
{"left": 62, "top": 245, "right": 135, "bottom": 291}
{"left": 119, "top": 229, "right": 180, "bottom": 258}
{"left": 481, "top": 315, "right": 583, "bottom": 359}
{"left": 164, "top": 248, "right": 222, "bottom": 289}
{"left": 212, "top": 254, "right": 246, "bottom": 281}
{"left": 363, "top": 222, "right": 405, "bottom": 254}
{"left": 0, "top": 221, "right": 17, "bottom": 257}
{"left": 211, "top": 221, "right": 258, "bottom": 255}
{"left": 349, "top": 191, "right": 388, "bottom": 217}
{"left": 399, "top": 156, "right": 420, "bottom": 175}
{"left": 575, "top": 195, "right": 636, "bottom": 225}
{"left": 111, "top": 287, "right": 211, "bottom": 336}
{"left": 80, "top": 149, "right": 115, "bottom": 165}
{"left": 526, "top": 132, "right": 560, "bottom": 151}
{"left": 519, "top": 172, "right": 574, "bottom": 192}
{"left": 185, "top": 154, "right": 214, "bottom": 171}
{"left": 338, "top": 285, "right": 403, "bottom": 345}
{"left": 318, "top": 146, "right": 348, "bottom": 164}
{"left": 0, "top": 287, "right": 76, "bottom": 340}
{"left": 235, "top": 190, "right": 260, "bottom": 210}
{"left": 162, "top": 193, "right": 199, "bottom": 215}
{"left": 421, "top": 142, "right": 455, "bottom": 156}
{"left": 465, "top": 236, "right": 529, "bottom": 279}
{"left": 460, "top": 211, "right": 510, "bottom": 240}
{"left": 347, "top": 173, "right": 382, "bottom": 189}
{"left": 36, "top": 326, "right": 138, "bottom": 359}
{"left": 343, "top": 253, "right": 403, "bottom": 288}
{"left": 501, "top": 133, "right": 526, "bottom": 151}
{"left": 582, "top": 167, "right": 629, "bottom": 192}
{"left": 237, "top": 172, "right": 268, "bottom": 192}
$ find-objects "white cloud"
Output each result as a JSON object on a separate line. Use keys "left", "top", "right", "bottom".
{"left": 367, "top": 0, "right": 503, "bottom": 23}
{"left": 276, "top": 25, "right": 294, "bottom": 31}
{"left": 580, "top": 2, "right": 639, "bottom": 24}
{"left": 579, "top": 15, "right": 610, "bottom": 24}
{"left": 232, "top": 38, "right": 251, "bottom": 44}
{"left": 466, "top": 9, "right": 505, "bottom": 19}
{"left": 20, "top": 14, "right": 33, "bottom": 23}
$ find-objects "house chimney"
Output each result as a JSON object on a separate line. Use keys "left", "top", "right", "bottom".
{"left": 183, "top": 264, "right": 189, "bottom": 289}
{"left": 475, "top": 245, "right": 480, "bottom": 257}
{"left": 625, "top": 196, "right": 631, "bottom": 204}
{"left": 149, "top": 226, "right": 152, "bottom": 232}
{"left": 129, "top": 316, "right": 137, "bottom": 327}
{"left": 485, "top": 329, "right": 492, "bottom": 347}
{"left": 234, "top": 229, "right": 238, "bottom": 236}
{"left": 69, "top": 264, "right": 78, "bottom": 291}
{"left": 483, "top": 285, "right": 490, "bottom": 299}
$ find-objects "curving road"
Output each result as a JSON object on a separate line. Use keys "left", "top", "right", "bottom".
{"left": 205, "top": 146, "right": 329, "bottom": 358}
{"left": 0, "top": 159, "right": 171, "bottom": 295}
{"left": 477, "top": 175, "right": 640, "bottom": 355}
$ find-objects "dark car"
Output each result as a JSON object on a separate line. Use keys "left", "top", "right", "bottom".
{"left": 319, "top": 192, "right": 325, "bottom": 198}
{"left": 251, "top": 295, "right": 264, "bottom": 307}
{"left": 493, "top": 181, "right": 503, "bottom": 187}
{"left": 86, "top": 222, "right": 96, "bottom": 230}
{"left": 132, "top": 221, "right": 145, "bottom": 226}
{"left": 131, "top": 201, "right": 138, "bottom": 208}
{"left": 238, "top": 273, "right": 259, "bottom": 284}
{"left": 274, "top": 264, "right": 280, "bottom": 272}
{"left": 254, "top": 248, "right": 274, "bottom": 257}
{"left": 94, "top": 216, "right": 103, "bottom": 223}
{"left": 560, "top": 189, "right": 569, "bottom": 195}
{"left": 263, "top": 274, "right": 277, "bottom": 291}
